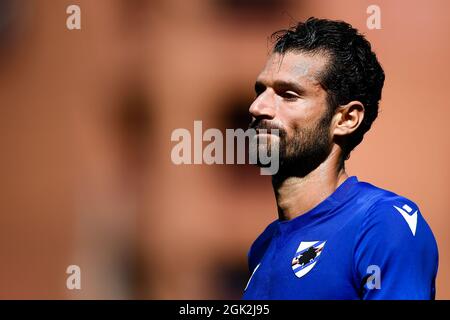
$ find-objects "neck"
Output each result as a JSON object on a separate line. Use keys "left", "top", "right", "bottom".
{"left": 272, "top": 147, "right": 348, "bottom": 221}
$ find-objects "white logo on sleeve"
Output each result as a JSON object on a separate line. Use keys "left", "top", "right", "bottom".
{"left": 393, "top": 204, "right": 418, "bottom": 236}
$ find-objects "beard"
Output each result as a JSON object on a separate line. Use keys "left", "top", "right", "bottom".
{"left": 249, "top": 109, "right": 334, "bottom": 178}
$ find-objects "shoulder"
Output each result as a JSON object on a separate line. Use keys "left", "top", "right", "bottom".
{"left": 356, "top": 181, "right": 435, "bottom": 243}
{"left": 353, "top": 180, "right": 438, "bottom": 267}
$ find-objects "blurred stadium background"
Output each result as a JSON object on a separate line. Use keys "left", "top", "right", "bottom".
{"left": 0, "top": 0, "right": 449, "bottom": 299}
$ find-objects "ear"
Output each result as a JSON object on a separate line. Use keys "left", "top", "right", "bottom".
{"left": 332, "top": 101, "right": 365, "bottom": 136}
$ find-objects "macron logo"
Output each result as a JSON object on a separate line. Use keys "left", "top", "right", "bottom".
{"left": 393, "top": 204, "right": 418, "bottom": 236}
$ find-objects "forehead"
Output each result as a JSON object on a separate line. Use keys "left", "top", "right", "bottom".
{"left": 257, "top": 51, "right": 329, "bottom": 86}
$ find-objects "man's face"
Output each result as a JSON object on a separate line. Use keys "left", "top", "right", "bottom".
{"left": 249, "top": 51, "right": 335, "bottom": 176}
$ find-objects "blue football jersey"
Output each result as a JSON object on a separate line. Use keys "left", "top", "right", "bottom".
{"left": 242, "top": 176, "right": 438, "bottom": 300}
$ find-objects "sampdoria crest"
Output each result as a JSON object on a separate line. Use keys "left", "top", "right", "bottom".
{"left": 292, "top": 241, "right": 326, "bottom": 278}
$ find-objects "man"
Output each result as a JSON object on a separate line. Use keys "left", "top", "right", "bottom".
{"left": 243, "top": 17, "right": 438, "bottom": 300}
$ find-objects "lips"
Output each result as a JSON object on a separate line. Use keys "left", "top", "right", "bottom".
{"left": 255, "top": 128, "right": 278, "bottom": 135}
{"left": 249, "top": 120, "right": 284, "bottom": 138}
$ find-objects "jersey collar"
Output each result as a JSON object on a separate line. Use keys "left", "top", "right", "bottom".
{"left": 277, "top": 176, "right": 359, "bottom": 234}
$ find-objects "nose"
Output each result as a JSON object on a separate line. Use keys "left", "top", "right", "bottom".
{"left": 249, "top": 91, "right": 276, "bottom": 120}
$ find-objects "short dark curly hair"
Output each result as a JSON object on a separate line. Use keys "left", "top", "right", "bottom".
{"left": 272, "top": 17, "right": 385, "bottom": 160}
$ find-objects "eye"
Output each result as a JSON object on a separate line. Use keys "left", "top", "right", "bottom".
{"left": 280, "top": 91, "right": 300, "bottom": 101}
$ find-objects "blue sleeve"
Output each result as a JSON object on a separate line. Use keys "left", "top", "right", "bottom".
{"left": 353, "top": 198, "right": 438, "bottom": 300}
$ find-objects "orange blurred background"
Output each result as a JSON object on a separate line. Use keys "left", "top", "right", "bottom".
{"left": 0, "top": 0, "right": 448, "bottom": 299}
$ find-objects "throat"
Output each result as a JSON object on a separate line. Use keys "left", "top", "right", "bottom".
{"left": 274, "top": 170, "right": 348, "bottom": 221}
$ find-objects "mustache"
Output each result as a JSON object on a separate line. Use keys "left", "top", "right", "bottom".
{"left": 248, "top": 119, "right": 285, "bottom": 135}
